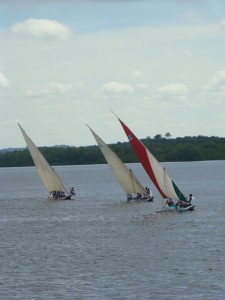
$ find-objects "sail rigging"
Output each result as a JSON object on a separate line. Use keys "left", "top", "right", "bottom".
{"left": 116, "top": 118, "right": 187, "bottom": 202}
{"left": 18, "top": 124, "right": 67, "bottom": 194}
{"left": 87, "top": 125, "right": 146, "bottom": 195}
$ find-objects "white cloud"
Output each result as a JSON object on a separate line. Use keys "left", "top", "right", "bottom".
{"left": 0, "top": 72, "right": 10, "bottom": 87}
{"left": 156, "top": 83, "right": 189, "bottom": 106}
{"left": 158, "top": 83, "right": 188, "bottom": 95}
{"left": 205, "top": 69, "right": 225, "bottom": 91}
{"left": 136, "top": 83, "right": 149, "bottom": 89}
{"left": 100, "top": 81, "right": 134, "bottom": 94}
{"left": 23, "top": 82, "right": 83, "bottom": 98}
{"left": 11, "top": 18, "right": 72, "bottom": 40}
{"left": 201, "top": 70, "right": 225, "bottom": 105}
{"left": 131, "top": 70, "right": 142, "bottom": 78}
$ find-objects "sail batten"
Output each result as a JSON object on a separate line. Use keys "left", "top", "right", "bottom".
{"left": 117, "top": 118, "right": 187, "bottom": 202}
{"left": 88, "top": 125, "right": 146, "bottom": 195}
{"left": 18, "top": 124, "right": 67, "bottom": 193}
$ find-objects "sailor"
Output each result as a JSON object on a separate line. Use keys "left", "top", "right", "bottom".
{"left": 70, "top": 187, "right": 76, "bottom": 195}
{"left": 149, "top": 189, "right": 153, "bottom": 199}
{"left": 188, "top": 193, "right": 194, "bottom": 203}
{"left": 167, "top": 198, "right": 174, "bottom": 206}
{"left": 136, "top": 193, "right": 142, "bottom": 199}
{"left": 145, "top": 187, "right": 150, "bottom": 195}
{"left": 127, "top": 194, "right": 132, "bottom": 201}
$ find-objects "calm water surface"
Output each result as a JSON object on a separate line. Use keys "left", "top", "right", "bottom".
{"left": 0, "top": 161, "right": 225, "bottom": 299}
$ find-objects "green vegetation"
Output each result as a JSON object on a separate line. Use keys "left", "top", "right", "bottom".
{"left": 1, "top": 135, "right": 225, "bottom": 167}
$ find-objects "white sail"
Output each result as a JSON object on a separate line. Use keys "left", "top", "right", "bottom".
{"left": 18, "top": 124, "right": 67, "bottom": 194}
{"left": 88, "top": 125, "right": 146, "bottom": 195}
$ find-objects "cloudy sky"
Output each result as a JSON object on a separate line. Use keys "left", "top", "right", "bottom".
{"left": 1, "top": 0, "right": 225, "bottom": 148}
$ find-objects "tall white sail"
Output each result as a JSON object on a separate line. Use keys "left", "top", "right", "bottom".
{"left": 18, "top": 124, "right": 67, "bottom": 193}
{"left": 88, "top": 125, "right": 146, "bottom": 195}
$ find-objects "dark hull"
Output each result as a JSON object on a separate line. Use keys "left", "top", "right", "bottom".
{"left": 48, "top": 194, "right": 72, "bottom": 200}
{"left": 128, "top": 196, "right": 154, "bottom": 203}
{"left": 165, "top": 203, "right": 196, "bottom": 212}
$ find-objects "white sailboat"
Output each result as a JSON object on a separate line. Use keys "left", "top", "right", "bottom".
{"left": 18, "top": 124, "right": 75, "bottom": 200}
{"left": 115, "top": 116, "right": 195, "bottom": 211}
{"left": 87, "top": 125, "right": 153, "bottom": 202}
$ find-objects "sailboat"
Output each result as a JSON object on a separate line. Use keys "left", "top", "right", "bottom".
{"left": 87, "top": 125, "right": 153, "bottom": 202}
{"left": 18, "top": 124, "right": 75, "bottom": 200}
{"left": 114, "top": 116, "right": 195, "bottom": 211}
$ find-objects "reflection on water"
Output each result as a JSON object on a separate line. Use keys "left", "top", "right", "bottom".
{"left": 0, "top": 161, "right": 225, "bottom": 299}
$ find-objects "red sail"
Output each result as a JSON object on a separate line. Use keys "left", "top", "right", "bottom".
{"left": 118, "top": 119, "right": 167, "bottom": 198}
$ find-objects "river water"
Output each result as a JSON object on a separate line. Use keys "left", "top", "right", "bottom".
{"left": 0, "top": 161, "right": 225, "bottom": 299}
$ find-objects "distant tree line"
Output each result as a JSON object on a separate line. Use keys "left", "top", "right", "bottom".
{"left": 1, "top": 135, "right": 225, "bottom": 167}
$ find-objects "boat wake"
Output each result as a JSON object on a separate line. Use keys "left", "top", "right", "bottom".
{"left": 132, "top": 208, "right": 176, "bottom": 223}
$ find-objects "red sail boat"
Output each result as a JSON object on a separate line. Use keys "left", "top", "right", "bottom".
{"left": 115, "top": 115, "right": 195, "bottom": 211}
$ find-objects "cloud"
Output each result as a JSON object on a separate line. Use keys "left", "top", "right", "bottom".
{"left": 156, "top": 83, "right": 189, "bottom": 105}
{"left": 100, "top": 81, "right": 134, "bottom": 94}
{"left": 23, "top": 82, "right": 83, "bottom": 98}
{"left": 136, "top": 83, "right": 149, "bottom": 89}
{"left": 0, "top": 72, "right": 10, "bottom": 87}
{"left": 206, "top": 70, "right": 225, "bottom": 91}
{"left": 131, "top": 70, "right": 142, "bottom": 78}
{"left": 158, "top": 83, "right": 188, "bottom": 95}
{"left": 11, "top": 18, "right": 72, "bottom": 40}
{"left": 202, "top": 70, "right": 225, "bottom": 104}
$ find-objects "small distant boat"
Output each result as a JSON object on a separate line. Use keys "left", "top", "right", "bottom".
{"left": 18, "top": 124, "right": 75, "bottom": 200}
{"left": 115, "top": 116, "right": 195, "bottom": 211}
{"left": 87, "top": 125, "right": 153, "bottom": 202}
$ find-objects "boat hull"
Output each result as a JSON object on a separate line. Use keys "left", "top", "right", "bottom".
{"left": 128, "top": 196, "right": 154, "bottom": 203}
{"left": 48, "top": 194, "right": 72, "bottom": 200}
{"left": 164, "top": 203, "right": 196, "bottom": 212}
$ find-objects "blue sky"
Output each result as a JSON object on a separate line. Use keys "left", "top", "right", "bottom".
{"left": 1, "top": 0, "right": 225, "bottom": 148}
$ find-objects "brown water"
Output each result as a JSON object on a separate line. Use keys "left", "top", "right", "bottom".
{"left": 0, "top": 161, "right": 225, "bottom": 299}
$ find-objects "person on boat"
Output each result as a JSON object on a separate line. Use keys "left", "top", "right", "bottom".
{"left": 178, "top": 199, "right": 191, "bottom": 208}
{"left": 143, "top": 187, "right": 153, "bottom": 200}
{"left": 145, "top": 187, "right": 150, "bottom": 195}
{"left": 178, "top": 195, "right": 193, "bottom": 208}
{"left": 51, "top": 191, "right": 57, "bottom": 198}
{"left": 136, "top": 193, "right": 142, "bottom": 200}
{"left": 188, "top": 193, "right": 194, "bottom": 203}
{"left": 167, "top": 198, "right": 174, "bottom": 206}
{"left": 179, "top": 201, "right": 186, "bottom": 207}
{"left": 69, "top": 187, "right": 76, "bottom": 195}
{"left": 127, "top": 194, "right": 132, "bottom": 201}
